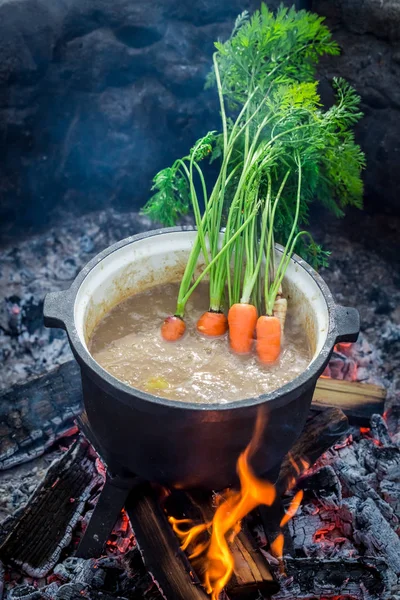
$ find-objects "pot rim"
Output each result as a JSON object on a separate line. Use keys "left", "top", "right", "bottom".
{"left": 47, "top": 226, "right": 354, "bottom": 412}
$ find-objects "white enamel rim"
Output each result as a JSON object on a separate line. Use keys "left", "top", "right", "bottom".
{"left": 74, "top": 230, "right": 330, "bottom": 361}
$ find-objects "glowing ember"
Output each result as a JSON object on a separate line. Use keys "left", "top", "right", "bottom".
{"left": 359, "top": 426, "right": 383, "bottom": 446}
{"left": 169, "top": 409, "right": 304, "bottom": 599}
{"left": 106, "top": 509, "right": 135, "bottom": 555}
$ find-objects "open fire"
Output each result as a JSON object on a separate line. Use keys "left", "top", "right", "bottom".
{"left": 0, "top": 353, "right": 397, "bottom": 599}
{"left": 169, "top": 409, "right": 278, "bottom": 599}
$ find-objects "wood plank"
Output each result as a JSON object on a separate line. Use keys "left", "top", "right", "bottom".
{"left": 126, "top": 483, "right": 209, "bottom": 600}
{"left": 315, "top": 377, "right": 386, "bottom": 402}
{"left": 312, "top": 377, "right": 386, "bottom": 425}
{"left": 179, "top": 490, "right": 279, "bottom": 598}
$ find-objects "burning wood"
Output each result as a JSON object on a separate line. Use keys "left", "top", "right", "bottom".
{"left": 126, "top": 482, "right": 208, "bottom": 600}
{"left": 0, "top": 438, "right": 103, "bottom": 577}
{"left": 167, "top": 409, "right": 280, "bottom": 600}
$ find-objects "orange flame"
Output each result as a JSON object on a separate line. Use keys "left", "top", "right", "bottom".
{"left": 280, "top": 490, "right": 304, "bottom": 528}
{"left": 168, "top": 409, "right": 305, "bottom": 599}
{"left": 270, "top": 533, "right": 284, "bottom": 559}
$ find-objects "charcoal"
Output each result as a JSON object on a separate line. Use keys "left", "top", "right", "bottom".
{"left": 8, "top": 585, "right": 42, "bottom": 599}
{"left": 54, "top": 557, "right": 106, "bottom": 588}
{"left": 54, "top": 584, "right": 125, "bottom": 599}
{"left": 362, "top": 441, "right": 400, "bottom": 481}
{"left": 333, "top": 458, "right": 397, "bottom": 525}
{"left": 379, "top": 480, "right": 400, "bottom": 518}
{"left": 0, "top": 438, "right": 103, "bottom": 577}
{"left": 385, "top": 405, "right": 400, "bottom": 443}
{"left": 353, "top": 498, "right": 400, "bottom": 575}
{"left": 271, "top": 557, "right": 388, "bottom": 600}
{"left": 52, "top": 582, "right": 89, "bottom": 599}
{"left": 0, "top": 560, "right": 4, "bottom": 598}
{"left": 0, "top": 362, "right": 83, "bottom": 470}
{"left": 288, "top": 509, "right": 328, "bottom": 558}
{"left": 298, "top": 465, "right": 342, "bottom": 509}
{"left": 370, "top": 414, "right": 392, "bottom": 446}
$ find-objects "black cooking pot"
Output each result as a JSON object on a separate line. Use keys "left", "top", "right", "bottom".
{"left": 44, "top": 228, "right": 359, "bottom": 490}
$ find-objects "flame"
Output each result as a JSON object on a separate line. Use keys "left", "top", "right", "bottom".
{"left": 270, "top": 533, "right": 284, "bottom": 559}
{"left": 169, "top": 409, "right": 305, "bottom": 599}
{"left": 286, "top": 455, "right": 310, "bottom": 492}
{"left": 288, "top": 453, "right": 301, "bottom": 475}
{"left": 280, "top": 490, "right": 304, "bottom": 528}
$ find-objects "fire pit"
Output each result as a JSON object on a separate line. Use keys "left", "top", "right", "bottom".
{"left": 0, "top": 0, "right": 399, "bottom": 598}
{"left": 0, "top": 361, "right": 397, "bottom": 599}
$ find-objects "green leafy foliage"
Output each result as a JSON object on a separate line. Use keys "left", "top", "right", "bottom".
{"left": 140, "top": 3, "right": 365, "bottom": 315}
{"left": 207, "top": 4, "right": 339, "bottom": 107}
{"left": 141, "top": 167, "right": 190, "bottom": 227}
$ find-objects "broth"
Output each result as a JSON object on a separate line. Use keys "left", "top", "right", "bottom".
{"left": 89, "top": 283, "right": 312, "bottom": 404}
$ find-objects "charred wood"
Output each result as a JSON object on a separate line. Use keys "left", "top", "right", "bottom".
{"left": 370, "top": 414, "right": 392, "bottom": 446}
{"left": 298, "top": 465, "right": 342, "bottom": 509}
{"left": 379, "top": 479, "right": 400, "bottom": 519}
{"left": 0, "top": 361, "right": 82, "bottom": 470}
{"left": 360, "top": 438, "right": 400, "bottom": 481}
{"left": 352, "top": 497, "right": 400, "bottom": 575}
{"left": 276, "top": 408, "right": 349, "bottom": 495}
{"left": 0, "top": 438, "right": 102, "bottom": 577}
{"left": 271, "top": 556, "right": 388, "bottom": 600}
{"left": 332, "top": 459, "right": 397, "bottom": 525}
{"left": 174, "top": 490, "right": 279, "bottom": 598}
{"left": 384, "top": 405, "right": 400, "bottom": 445}
{"left": 125, "top": 482, "right": 208, "bottom": 600}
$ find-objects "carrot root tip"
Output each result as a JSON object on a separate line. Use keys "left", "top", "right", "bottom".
{"left": 196, "top": 311, "right": 228, "bottom": 337}
{"left": 161, "top": 315, "right": 186, "bottom": 342}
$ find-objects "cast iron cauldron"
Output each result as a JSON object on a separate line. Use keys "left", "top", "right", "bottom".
{"left": 44, "top": 228, "right": 359, "bottom": 490}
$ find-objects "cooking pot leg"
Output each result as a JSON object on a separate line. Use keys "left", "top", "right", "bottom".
{"left": 76, "top": 471, "right": 139, "bottom": 558}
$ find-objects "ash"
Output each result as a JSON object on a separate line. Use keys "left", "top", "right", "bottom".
{"left": 312, "top": 210, "right": 400, "bottom": 407}
{"left": 0, "top": 209, "right": 157, "bottom": 391}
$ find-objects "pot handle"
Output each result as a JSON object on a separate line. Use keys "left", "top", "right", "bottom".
{"left": 334, "top": 305, "right": 360, "bottom": 344}
{"left": 43, "top": 291, "right": 68, "bottom": 331}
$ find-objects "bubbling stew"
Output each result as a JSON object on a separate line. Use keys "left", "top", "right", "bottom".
{"left": 89, "top": 282, "right": 312, "bottom": 404}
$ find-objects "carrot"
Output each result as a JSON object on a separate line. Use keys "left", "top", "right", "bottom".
{"left": 197, "top": 311, "right": 228, "bottom": 337}
{"left": 228, "top": 303, "right": 258, "bottom": 354}
{"left": 161, "top": 315, "right": 186, "bottom": 342}
{"left": 256, "top": 315, "right": 281, "bottom": 364}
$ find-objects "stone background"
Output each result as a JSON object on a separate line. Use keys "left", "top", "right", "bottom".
{"left": 0, "top": 0, "right": 400, "bottom": 241}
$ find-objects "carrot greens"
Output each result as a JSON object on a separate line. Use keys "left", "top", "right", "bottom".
{"left": 141, "top": 4, "right": 365, "bottom": 345}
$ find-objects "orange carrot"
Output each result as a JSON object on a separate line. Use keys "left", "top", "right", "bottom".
{"left": 228, "top": 303, "right": 258, "bottom": 354}
{"left": 161, "top": 315, "right": 186, "bottom": 342}
{"left": 197, "top": 311, "right": 228, "bottom": 337}
{"left": 256, "top": 315, "right": 281, "bottom": 364}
